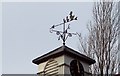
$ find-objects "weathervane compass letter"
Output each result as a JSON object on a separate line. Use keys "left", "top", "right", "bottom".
{"left": 50, "top": 11, "right": 78, "bottom": 45}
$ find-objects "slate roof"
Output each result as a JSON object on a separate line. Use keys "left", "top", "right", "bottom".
{"left": 32, "top": 45, "right": 95, "bottom": 65}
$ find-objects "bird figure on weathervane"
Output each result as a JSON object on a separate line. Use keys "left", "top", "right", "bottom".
{"left": 50, "top": 11, "right": 78, "bottom": 45}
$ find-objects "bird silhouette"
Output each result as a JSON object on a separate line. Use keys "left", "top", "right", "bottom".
{"left": 69, "top": 11, "right": 73, "bottom": 16}
{"left": 66, "top": 16, "right": 69, "bottom": 22}
{"left": 63, "top": 19, "right": 66, "bottom": 23}
{"left": 75, "top": 17, "right": 77, "bottom": 20}
{"left": 70, "top": 15, "right": 75, "bottom": 21}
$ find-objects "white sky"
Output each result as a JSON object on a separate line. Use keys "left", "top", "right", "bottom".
{"left": 1, "top": 0, "right": 120, "bottom": 2}
{"left": 2, "top": 2, "right": 94, "bottom": 74}
{"left": 0, "top": 1, "right": 2, "bottom": 75}
{"left": 0, "top": 1, "right": 120, "bottom": 75}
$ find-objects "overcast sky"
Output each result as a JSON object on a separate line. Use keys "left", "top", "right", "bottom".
{"left": 0, "top": 1, "right": 2, "bottom": 75}
{"left": 2, "top": 2, "right": 94, "bottom": 74}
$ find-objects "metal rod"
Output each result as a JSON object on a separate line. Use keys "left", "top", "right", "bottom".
{"left": 63, "top": 22, "right": 65, "bottom": 45}
{"left": 53, "top": 19, "right": 76, "bottom": 28}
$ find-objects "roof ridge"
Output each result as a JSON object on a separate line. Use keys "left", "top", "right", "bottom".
{"left": 32, "top": 45, "right": 95, "bottom": 65}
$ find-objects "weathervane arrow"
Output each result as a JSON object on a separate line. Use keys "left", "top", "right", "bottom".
{"left": 50, "top": 11, "right": 78, "bottom": 45}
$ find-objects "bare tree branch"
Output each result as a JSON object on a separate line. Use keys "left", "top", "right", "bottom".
{"left": 78, "top": 1, "right": 119, "bottom": 75}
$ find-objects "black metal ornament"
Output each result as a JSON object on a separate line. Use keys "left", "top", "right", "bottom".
{"left": 50, "top": 11, "right": 78, "bottom": 45}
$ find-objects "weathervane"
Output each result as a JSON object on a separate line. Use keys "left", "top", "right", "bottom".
{"left": 50, "top": 11, "right": 78, "bottom": 45}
